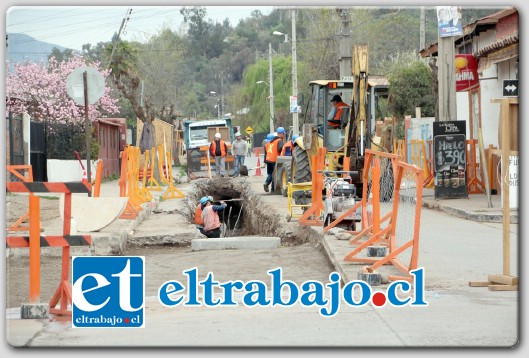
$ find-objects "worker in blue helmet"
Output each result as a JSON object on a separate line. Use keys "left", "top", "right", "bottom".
{"left": 201, "top": 197, "right": 227, "bottom": 238}
{"left": 280, "top": 134, "right": 298, "bottom": 156}
{"left": 276, "top": 127, "right": 286, "bottom": 141}
{"left": 195, "top": 196, "right": 213, "bottom": 235}
{"left": 263, "top": 131, "right": 284, "bottom": 193}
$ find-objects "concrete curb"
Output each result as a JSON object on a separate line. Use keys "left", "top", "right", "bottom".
{"left": 421, "top": 199, "right": 518, "bottom": 224}
{"left": 191, "top": 236, "right": 281, "bottom": 251}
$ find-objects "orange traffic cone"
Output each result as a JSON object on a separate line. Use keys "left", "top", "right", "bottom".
{"left": 81, "top": 170, "right": 88, "bottom": 184}
{"left": 255, "top": 157, "right": 262, "bottom": 176}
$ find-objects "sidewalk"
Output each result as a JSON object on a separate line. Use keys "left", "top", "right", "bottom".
{"left": 421, "top": 188, "right": 518, "bottom": 224}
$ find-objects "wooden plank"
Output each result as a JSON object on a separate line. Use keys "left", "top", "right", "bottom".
{"left": 491, "top": 98, "right": 519, "bottom": 104}
{"left": 469, "top": 281, "right": 490, "bottom": 287}
{"left": 489, "top": 285, "right": 518, "bottom": 291}
{"left": 490, "top": 149, "right": 519, "bottom": 156}
{"left": 488, "top": 274, "right": 518, "bottom": 286}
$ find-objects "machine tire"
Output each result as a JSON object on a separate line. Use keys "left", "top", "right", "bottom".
{"left": 280, "top": 162, "right": 292, "bottom": 196}
{"left": 292, "top": 146, "right": 312, "bottom": 183}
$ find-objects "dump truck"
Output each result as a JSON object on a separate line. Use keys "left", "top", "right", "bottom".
{"left": 183, "top": 117, "right": 235, "bottom": 179}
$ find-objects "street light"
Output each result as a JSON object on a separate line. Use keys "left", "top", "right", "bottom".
{"left": 273, "top": 10, "right": 299, "bottom": 135}
{"left": 214, "top": 99, "right": 220, "bottom": 119}
{"left": 272, "top": 31, "right": 288, "bottom": 43}
{"left": 256, "top": 77, "right": 275, "bottom": 133}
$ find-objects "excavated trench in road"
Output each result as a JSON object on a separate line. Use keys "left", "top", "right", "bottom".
{"left": 182, "top": 178, "right": 319, "bottom": 246}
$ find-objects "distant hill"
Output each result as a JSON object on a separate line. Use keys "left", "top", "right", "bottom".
{"left": 6, "top": 33, "right": 70, "bottom": 64}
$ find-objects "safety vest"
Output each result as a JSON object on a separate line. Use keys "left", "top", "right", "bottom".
{"left": 194, "top": 204, "right": 203, "bottom": 225}
{"left": 265, "top": 138, "right": 280, "bottom": 163}
{"left": 201, "top": 206, "right": 221, "bottom": 232}
{"left": 210, "top": 140, "right": 227, "bottom": 157}
{"left": 329, "top": 102, "right": 349, "bottom": 128}
{"left": 280, "top": 140, "right": 293, "bottom": 156}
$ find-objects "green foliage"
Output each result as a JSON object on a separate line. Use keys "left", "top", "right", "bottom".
{"left": 48, "top": 47, "right": 74, "bottom": 63}
{"left": 388, "top": 60, "right": 435, "bottom": 118}
{"left": 74, "top": 6, "right": 504, "bottom": 130}
{"left": 47, "top": 123, "right": 100, "bottom": 160}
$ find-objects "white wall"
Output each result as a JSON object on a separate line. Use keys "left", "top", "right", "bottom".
{"left": 455, "top": 91, "right": 470, "bottom": 136}
{"left": 479, "top": 64, "right": 502, "bottom": 148}
{"left": 47, "top": 159, "right": 98, "bottom": 182}
{"left": 23, "top": 113, "right": 31, "bottom": 164}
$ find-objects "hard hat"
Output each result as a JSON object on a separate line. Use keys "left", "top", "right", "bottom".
{"left": 200, "top": 196, "right": 210, "bottom": 205}
{"left": 277, "top": 127, "right": 286, "bottom": 134}
{"left": 215, "top": 133, "right": 221, "bottom": 138}
{"left": 291, "top": 134, "right": 299, "bottom": 142}
{"left": 235, "top": 132, "right": 241, "bottom": 137}
{"left": 266, "top": 133, "right": 274, "bottom": 140}
{"left": 273, "top": 132, "right": 277, "bottom": 137}
{"left": 207, "top": 196, "right": 214, "bottom": 202}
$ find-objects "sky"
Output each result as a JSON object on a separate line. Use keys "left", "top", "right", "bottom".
{"left": 6, "top": 5, "right": 275, "bottom": 51}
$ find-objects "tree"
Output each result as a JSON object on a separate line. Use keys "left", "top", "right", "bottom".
{"left": 6, "top": 54, "right": 120, "bottom": 123}
{"left": 387, "top": 59, "right": 435, "bottom": 118}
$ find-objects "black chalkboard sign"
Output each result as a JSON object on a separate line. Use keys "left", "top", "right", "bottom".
{"left": 433, "top": 121, "right": 468, "bottom": 199}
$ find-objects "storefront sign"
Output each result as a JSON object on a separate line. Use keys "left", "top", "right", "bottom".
{"left": 455, "top": 55, "right": 479, "bottom": 92}
{"left": 433, "top": 121, "right": 468, "bottom": 199}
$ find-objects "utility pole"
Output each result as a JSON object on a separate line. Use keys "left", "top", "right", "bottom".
{"left": 337, "top": 8, "right": 352, "bottom": 79}
{"left": 107, "top": 8, "right": 132, "bottom": 70}
{"left": 437, "top": 35, "right": 457, "bottom": 121}
{"left": 291, "top": 9, "right": 299, "bottom": 135}
{"left": 220, "top": 75, "right": 224, "bottom": 118}
{"left": 268, "top": 43, "right": 275, "bottom": 133}
{"left": 420, "top": 7, "right": 425, "bottom": 50}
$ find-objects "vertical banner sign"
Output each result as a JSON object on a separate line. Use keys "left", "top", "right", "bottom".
{"left": 437, "top": 6, "right": 463, "bottom": 37}
{"left": 433, "top": 121, "right": 468, "bottom": 199}
{"left": 290, "top": 96, "right": 300, "bottom": 113}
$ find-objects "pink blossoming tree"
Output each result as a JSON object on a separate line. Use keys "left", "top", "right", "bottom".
{"left": 6, "top": 54, "right": 120, "bottom": 123}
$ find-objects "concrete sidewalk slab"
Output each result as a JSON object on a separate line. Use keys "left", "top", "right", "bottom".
{"left": 191, "top": 236, "right": 281, "bottom": 251}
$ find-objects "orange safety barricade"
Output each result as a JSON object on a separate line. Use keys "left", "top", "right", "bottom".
{"left": 324, "top": 150, "right": 398, "bottom": 246}
{"left": 146, "top": 147, "right": 162, "bottom": 191}
{"left": 92, "top": 160, "right": 104, "bottom": 197}
{"left": 6, "top": 165, "right": 34, "bottom": 232}
{"left": 119, "top": 146, "right": 144, "bottom": 220}
{"left": 409, "top": 139, "right": 430, "bottom": 187}
{"left": 344, "top": 159, "right": 425, "bottom": 282}
{"left": 162, "top": 150, "right": 185, "bottom": 200}
{"left": 6, "top": 181, "right": 92, "bottom": 316}
{"left": 298, "top": 147, "right": 326, "bottom": 226}
{"left": 466, "top": 139, "right": 485, "bottom": 194}
{"left": 157, "top": 145, "right": 171, "bottom": 185}
{"left": 423, "top": 140, "right": 434, "bottom": 188}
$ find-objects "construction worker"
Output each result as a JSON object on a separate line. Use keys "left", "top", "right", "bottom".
{"left": 194, "top": 195, "right": 213, "bottom": 235}
{"left": 276, "top": 127, "right": 286, "bottom": 141}
{"left": 201, "top": 197, "right": 227, "bottom": 238}
{"left": 328, "top": 94, "right": 350, "bottom": 128}
{"left": 263, "top": 132, "right": 283, "bottom": 193}
{"left": 209, "top": 132, "right": 229, "bottom": 177}
{"left": 280, "top": 134, "right": 298, "bottom": 156}
{"left": 232, "top": 132, "right": 247, "bottom": 177}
